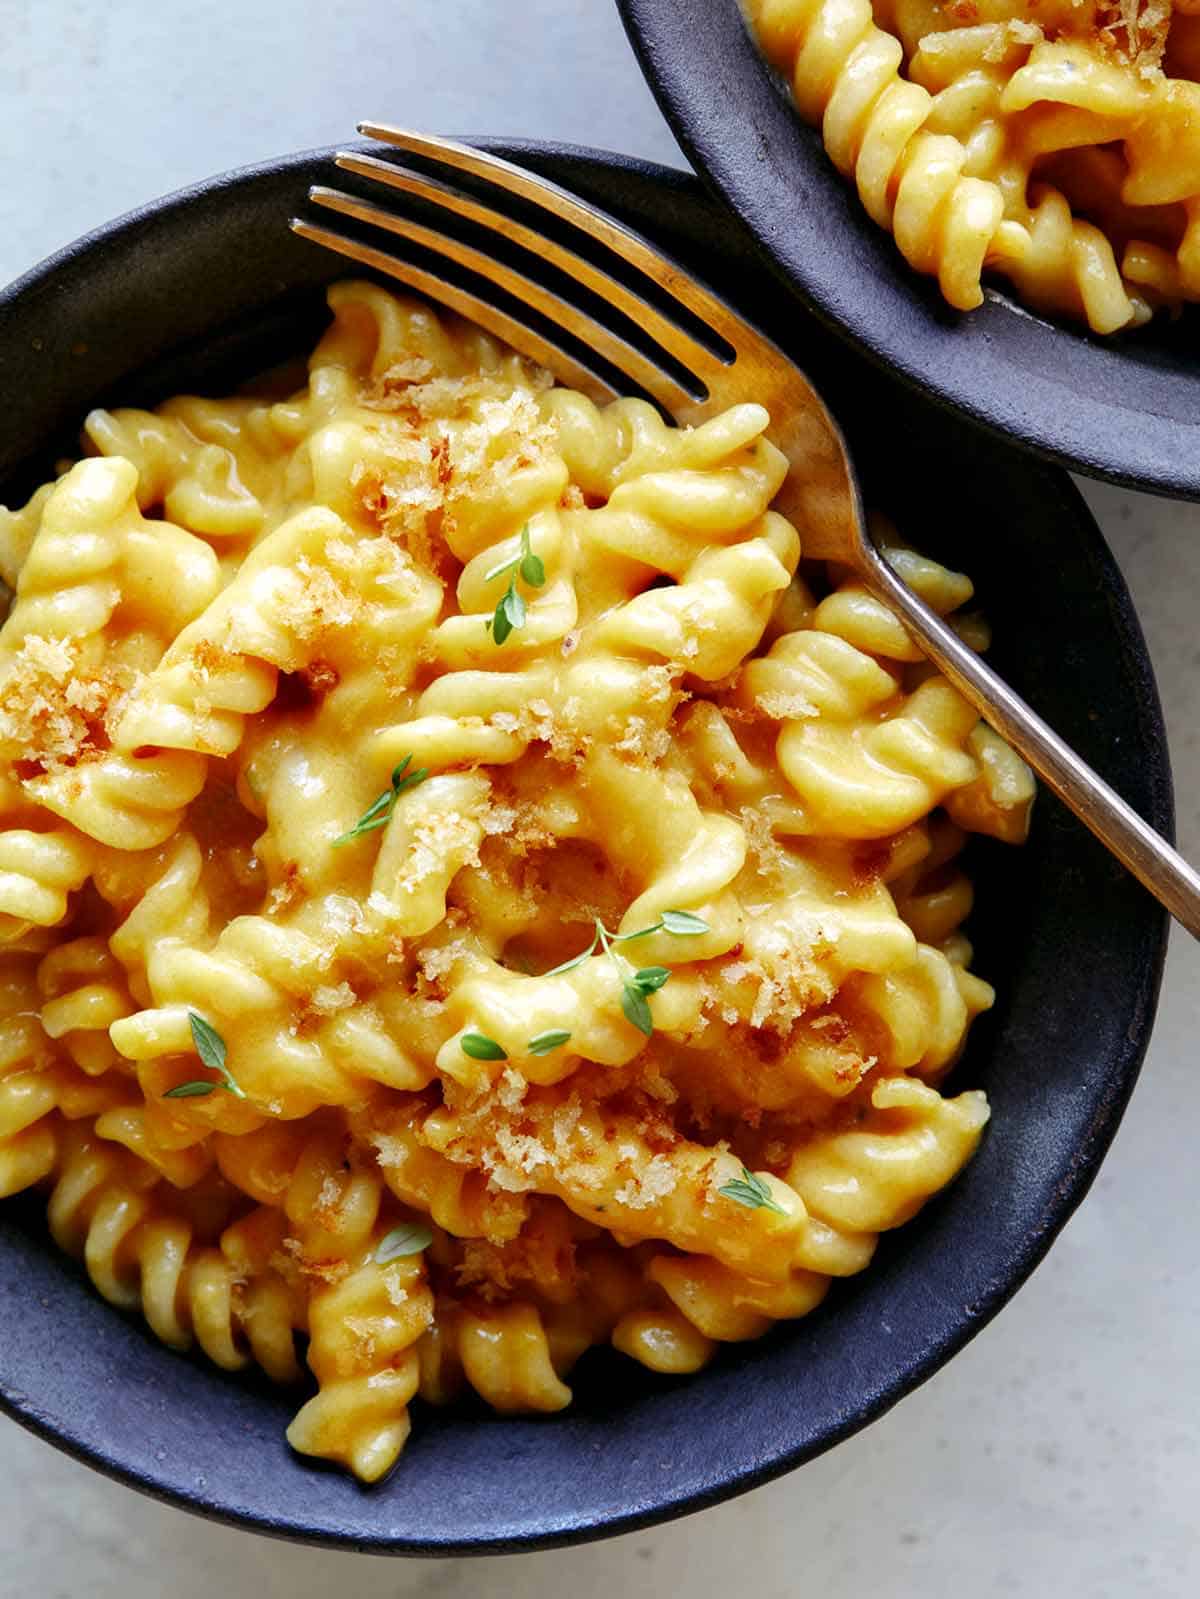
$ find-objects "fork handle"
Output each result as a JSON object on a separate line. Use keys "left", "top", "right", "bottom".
{"left": 859, "top": 541, "right": 1200, "bottom": 941}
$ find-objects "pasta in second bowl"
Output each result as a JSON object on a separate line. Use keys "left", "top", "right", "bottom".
{"left": 0, "top": 143, "right": 1169, "bottom": 1552}
{"left": 618, "top": 1, "right": 1200, "bottom": 501}
{"left": 748, "top": 0, "right": 1200, "bottom": 335}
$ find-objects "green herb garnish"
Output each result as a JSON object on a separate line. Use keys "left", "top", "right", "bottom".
{"left": 544, "top": 911, "right": 710, "bottom": 977}
{"left": 527, "top": 1029, "right": 572, "bottom": 1056}
{"left": 461, "top": 1031, "right": 508, "bottom": 1061}
{"left": 542, "top": 913, "right": 709, "bottom": 1039}
{"left": 485, "top": 523, "right": 545, "bottom": 587}
{"left": 485, "top": 524, "right": 544, "bottom": 644}
{"left": 332, "top": 754, "right": 429, "bottom": 847}
{"left": 489, "top": 583, "right": 525, "bottom": 645}
{"left": 718, "top": 1166, "right": 787, "bottom": 1217}
{"left": 164, "top": 1012, "right": 246, "bottom": 1100}
{"left": 659, "top": 909, "right": 709, "bottom": 936}
{"left": 620, "top": 982, "right": 653, "bottom": 1036}
{"left": 375, "top": 1223, "right": 434, "bottom": 1264}
{"left": 619, "top": 966, "right": 672, "bottom": 1036}
{"left": 628, "top": 965, "right": 671, "bottom": 991}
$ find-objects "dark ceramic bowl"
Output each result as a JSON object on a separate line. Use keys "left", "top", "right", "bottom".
{"left": 0, "top": 140, "right": 1170, "bottom": 1553}
{"left": 618, "top": 0, "right": 1200, "bottom": 500}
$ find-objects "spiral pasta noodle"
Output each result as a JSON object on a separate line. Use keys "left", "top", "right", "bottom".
{"left": 747, "top": 0, "right": 1200, "bottom": 329}
{"left": 0, "top": 281, "right": 1032, "bottom": 1479}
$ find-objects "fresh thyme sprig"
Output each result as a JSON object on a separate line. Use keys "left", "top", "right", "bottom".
{"left": 485, "top": 522, "right": 545, "bottom": 587}
{"left": 375, "top": 1223, "right": 434, "bottom": 1264}
{"left": 332, "top": 754, "right": 429, "bottom": 847}
{"left": 163, "top": 1012, "right": 246, "bottom": 1100}
{"left": 457, "top": 913, "right": 709, "bottom": 1063}
{"left": 544, "top": 910, "right": 709, "bottom": 977}
{"left": 718, "top": 1166, "right": 787, "bottom": 1216}
{"left": 544, "top": 911, "right": 710, "bottom": 1039}
{"left": 484, "top": 524, "right": 545, "bottom": 645}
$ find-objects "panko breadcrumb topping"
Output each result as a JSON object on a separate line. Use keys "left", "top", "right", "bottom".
{"left": 0, "top": 635, "right": 131, "bottom": 771}
{"left": 723, "top": 921, "right": 841, "bottom": 1032}
{"left": 1099, "top": 0, "right": 1172, "bottom": 73}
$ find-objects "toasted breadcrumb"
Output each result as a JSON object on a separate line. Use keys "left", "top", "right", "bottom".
{"left": 614, "top": 1153, "right": 678, "bottom": 1209}
{"left": 981, "top": 17, "right": 1043, "bottom": 59}
{"left": 1099, "top": 0, "right": 1170, "bottom": 72}
{"left": 280, "top": 1236, "right": 350, "bottom": 1285}
{"left": 723, "top": 916, "right": 840, "bottom": 1030}
{"left": 381, "top": 1266, "right": 414, "bottom": 1308}
{"left": 756, "top": 690, "right": 818, "bottom": 720}
{"left": 613, "top": 715, "right": 672, "bottom": 763}
{"left": 481, "top": 804, "right": 517, "bottom": 837}
{"left": 0, "top": 635, "right": 130, "bottom": 770}
{"left": 395, "top": 812, "right": 481, "bottom": 897}
{"left": 310, "top": 982, "right": 357, "bottom": 1015}
{"left": 739, "top": 803, "right": 792, "bottom": 880}
{"left": 453, "top": 1217, "right": 578, "bottom": 1304}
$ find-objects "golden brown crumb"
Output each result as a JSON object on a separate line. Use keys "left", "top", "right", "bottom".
{"left": 1098, "top": 0, "right": 1171, "bottom": 72}
{"left": 266, "top": 861, "right": 305, "bottom": 916}
{"left": 192, "top": 638, "right": 241, "bottom": 678}
{"left": 301, "top": 660, "right": 340, "bottom": 696}
{"left": 0, "top": 635, "right": 132, "bottom": 772}
{"left": 739, "top": 803, "right": 792, "bottom": 882}
{"left": 280, "top": 1236, "right": 350, "bottom": 1285}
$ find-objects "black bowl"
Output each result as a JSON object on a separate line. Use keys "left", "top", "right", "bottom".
{"left": 0, "top": 140, "right": 1171, "bottom": 1553}
{"left": 617, "top": 0, "right": 1200, "bottom": 501}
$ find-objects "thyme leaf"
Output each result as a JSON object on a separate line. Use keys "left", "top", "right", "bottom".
{"left": 461, "top": 1032, "right": 508, "bottom": 1062}
{"left": 718, "top": 1166, "right": 788, "bottom": 1217}
{"left": 612, "top": 910, "right": 710, "bottom": 943}
{"left": 519, "top": 525, "right": 545, "bottom": 587}
{"left": 489, "top": 579, "right": 526, "bottom": 645}
{"left": 164, "top": 1012, "right": 246, "bottom": 1100}
{"left": 620, "top": 983, "right": 654, "bottom": 1036}
{"left": 527, "top": 1029, "right": 572, "bottom": 1056}
{"left": 375, "top": 1223, "right": 434, "bottom": 1263}
{"left": 629, "top": 966, "right": 671, "bottom": 994}
{"left": 332, "top": 754, "right": 429, "bottom": 846}
{"left": 540, "top": 914, "right": 710, "bottom": 1039}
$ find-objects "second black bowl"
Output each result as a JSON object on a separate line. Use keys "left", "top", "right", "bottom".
{"left": 0, "top": 139, "right": 1170, "bottom": 1552}
{"left": 618, "top": 0, "right": 1200, "bottom": 502}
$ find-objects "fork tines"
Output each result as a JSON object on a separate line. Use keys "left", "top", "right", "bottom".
{"left": 291, "top": 126, "right": 737, "bottom": 417}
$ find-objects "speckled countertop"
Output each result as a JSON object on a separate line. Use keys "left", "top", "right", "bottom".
{"left": 1, "top": 3, "right": 1197, "bottom": 1593}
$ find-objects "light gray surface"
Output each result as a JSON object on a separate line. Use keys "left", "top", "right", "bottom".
{"left": 1, "top": 2, "right": 1197, "bottom": 1594}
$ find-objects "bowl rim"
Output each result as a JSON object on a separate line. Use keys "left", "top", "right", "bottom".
{"left": 0, "top": 136, "right": 1173, "bottom": 1554}
{"left": 616, "top": 0, "right": 1200, "bottom": 504}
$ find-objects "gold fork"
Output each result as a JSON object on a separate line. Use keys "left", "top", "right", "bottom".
{"left": 293, "top": 127, "right": 1200, "bottom": 939}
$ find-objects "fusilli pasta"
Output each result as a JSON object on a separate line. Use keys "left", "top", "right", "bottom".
{"left": 748, "top": 0, "right": 1200, "bottom": 329}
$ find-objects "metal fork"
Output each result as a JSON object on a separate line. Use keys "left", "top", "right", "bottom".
{"left": 292, "top": 127, "right": 1200, "bottom": 939}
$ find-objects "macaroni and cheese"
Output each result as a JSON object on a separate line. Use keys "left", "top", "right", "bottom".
{"left": 748, "top": 0, "right": 1200, "bottom": 331}
{"left": 0, "top": 282, "right": 1033, "bottom": 1481}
